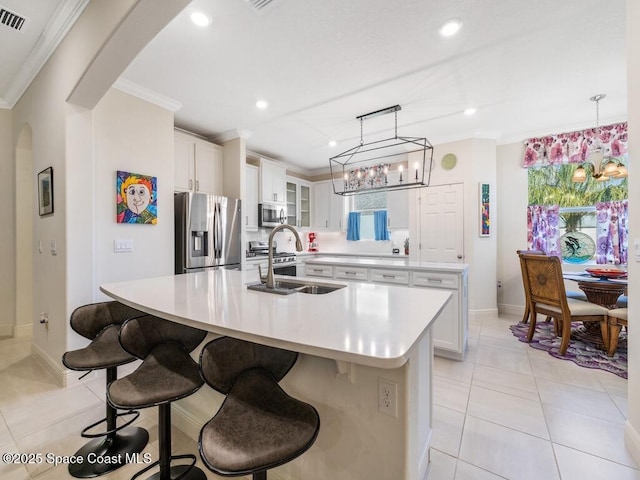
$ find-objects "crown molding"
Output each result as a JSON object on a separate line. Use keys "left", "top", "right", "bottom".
{"left": 4, "top": 0, "right": 90, "bottom": 108}
{"left": 112, "top": 78, "right": 182, "bottom": 112}
{"left": 212, "top": 128, "right": 252, "bottom": 143}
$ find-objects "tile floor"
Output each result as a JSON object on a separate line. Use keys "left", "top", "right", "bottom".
{"left": 0, "top": 314, "right": 638, "bottom": 479}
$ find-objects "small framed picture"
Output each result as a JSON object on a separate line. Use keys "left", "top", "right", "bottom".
{"left": 38, "top": 167, "right": 54, "bottom": 216}
{"left": 479, "top": 182, "right": 490, "bottom": 237}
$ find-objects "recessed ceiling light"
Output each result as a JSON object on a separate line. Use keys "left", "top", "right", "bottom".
{"left": 464, "top": 107, "right": 476, "bottom": 116}
{"left": 439, "top": 18, "right": 462, "bottom": 37}
{"left": 190, "top": 11, "right": 211, "bottom": 27}
{"left": 255, "top": 100, "right": 268, "bottom": 110}
{"left": 328, "top": 140, "right": 337, "bottom": 147}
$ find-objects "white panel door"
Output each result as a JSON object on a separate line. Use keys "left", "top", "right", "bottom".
{"left": 417, "top": 183, "right": 464, "bottom": 263}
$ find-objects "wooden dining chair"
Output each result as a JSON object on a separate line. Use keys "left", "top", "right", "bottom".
{"left": 519, "top": 253, "right": 609, "bottom": 355}
{"left": 517, "top": 249, "right": 587, "bottom": 324}
{"left": 602, "top": 308, "right": 628, "bottom": 356}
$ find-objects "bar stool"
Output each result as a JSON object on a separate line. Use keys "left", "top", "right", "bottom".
{"left": 62, "top": 301, "right": 149, "bottom": 478}
{"left": 198, "top": 337, "right": 320, "bottom": 480}
{"left": 107, "top": 315, "right": 207, "bottom": 480}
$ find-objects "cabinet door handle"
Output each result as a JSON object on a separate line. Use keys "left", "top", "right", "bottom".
{"left": 189, "top": 179, "right": 193, "bottom": 190}
{"left": 427, "top": 278, "right": 443, "bottom": 283}
{"left": 196, "top": 180, "right": 200, "bottom": 191}
{"left": 313, "top": 268, "right": 324, "bottom": 273}
{"left": 325, "top": 220, "right": 328, "bottom": 228}
{"left": 382, "top": 274, "right": 396, "bottom": 279}
{"left": 345, "top": 271, "right": 357, "bottom": 275}
{"left": 246, "top": 215, "right": 248, "bottom": 226}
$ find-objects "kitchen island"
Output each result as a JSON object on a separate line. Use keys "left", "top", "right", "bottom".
{"left": 303, "top": 256, "right": 469, "bottom": 360}
{"left": 101, "top": 269, "right": 451, "bottom": 480}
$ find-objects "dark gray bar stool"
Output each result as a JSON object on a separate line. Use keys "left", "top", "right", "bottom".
{"left": 62, "top": 301, "right": 150, "bottom": 478}
{"left": 198, "top": 337, "right": 320, "bottom": 480}
{"left": 107, "top": 315, "right": 207, "bottom": 480}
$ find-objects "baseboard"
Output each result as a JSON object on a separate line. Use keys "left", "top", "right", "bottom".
{"left": 625, "top": 421, "right": 640, "bottom": 466}
{"left": 172, "top": 403, "right": 206, "bottom": 441}
{"left": 15, "top": 323, "right": 33, "bottom": 337}
{"left": 498, "top": 303, "right": 525, "bottom": 318}
{"left": 0, "top": 324, "right": 13, "bottom": 336}
{"left": 30, "top": 341, "right": 68, "bottom": 387}
{"left": 469, "top": 308, "right": 499, "bottom": 321}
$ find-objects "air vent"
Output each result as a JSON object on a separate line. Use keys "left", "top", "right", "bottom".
{"left": 0, "top": 5, "right": 28, "bottom": 32}
{"left": 244, "top": 0, "right": 280, "bottom": 15}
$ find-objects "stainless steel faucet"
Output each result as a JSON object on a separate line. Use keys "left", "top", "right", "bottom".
{"left": 263, "top": 224, "right": 303, "bottom": 289}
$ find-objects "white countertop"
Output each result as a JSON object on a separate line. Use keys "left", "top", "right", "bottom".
{"left": 304, "top": 256, "right": 468, "bottom": 272}
{"left": 100, "top": 269, "right": 451, "bottom": 369}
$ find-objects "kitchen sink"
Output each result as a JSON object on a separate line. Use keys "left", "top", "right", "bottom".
{"left": 247, "top": 279, "right": 346, "bottom": 295}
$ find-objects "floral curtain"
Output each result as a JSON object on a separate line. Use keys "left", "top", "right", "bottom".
{"left": 595, "top": 200, "right": 628, "bottom": 265}
{"left": 527, "top": 205, "right": 561, "bottom": 257}
{"left": 522, "top": 122, "right": 627, "bottom": 167}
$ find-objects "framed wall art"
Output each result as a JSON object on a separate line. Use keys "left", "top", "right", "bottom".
{"left": 116, "top": 170, "right": 158, "bottom": 224}
{"left": 479, "top": 182, "right": 490, "bottom": 237}
{"left": 38, "top": 167, "right": 54, "bottom": 216}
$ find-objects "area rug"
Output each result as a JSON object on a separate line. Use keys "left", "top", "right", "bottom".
{"left": 510, "top": 321, "right": 627, "bottom": 379}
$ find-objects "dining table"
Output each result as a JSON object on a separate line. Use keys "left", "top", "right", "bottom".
{"left": 563, "top": 270, "right": 628, "bottom": 309}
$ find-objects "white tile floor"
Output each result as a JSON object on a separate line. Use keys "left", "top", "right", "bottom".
{"left": 0, "top": 314, "right": 638, "bottom": 479}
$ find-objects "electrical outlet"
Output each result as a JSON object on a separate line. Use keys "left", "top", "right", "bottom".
{"left": 378, "top": 378, "right": 397, "bottom": 417}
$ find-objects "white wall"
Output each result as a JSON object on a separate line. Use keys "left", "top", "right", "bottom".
{"left": 0, "top": 108, "right": 14, "bottom": 334}
{"left": 625, "top": 0, "right": 640, "bottom": 463}
{"left": 409, "top": 138, "right": 498, "bottom": 315}
{"left": 496, "top": 142, "right": 529, "bottom": 315}
{"left": 93, "top": 88, "right": 175, "bottom": 291}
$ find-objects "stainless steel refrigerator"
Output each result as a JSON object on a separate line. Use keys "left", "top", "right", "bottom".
{"left": 175, "top": 192, "right": 242, "bottom": 274}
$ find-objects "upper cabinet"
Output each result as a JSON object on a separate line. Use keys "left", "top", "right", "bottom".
{"left": 386, "top": 171, "right": 409, "bottom": 229}
{"left": 174, "top": 131, "right": 223, "bottom": 195}
{"left": 312, "top": 181, "right": 345, "bottom": 231}
{"left": 286, "top": 177, "right": 312, "bottom": 229}
{"left": 259, "top": 158, "right": 287, "bottom": 204}
{"left": 245, "top": 164, "right": 259, "bottom": 231}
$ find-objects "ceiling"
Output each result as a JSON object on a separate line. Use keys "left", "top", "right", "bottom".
{"left": 3, "top": 0, "right": 627, "bottom": 172}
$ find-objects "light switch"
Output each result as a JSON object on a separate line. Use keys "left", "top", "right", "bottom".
{"left": 50, "top": 240, "right": 57, "bottom": 256}
{"left": 114, "top": 239, "right": 134, "bottom": 253}
{"left": 635, "top": 239, "right": 640, "bottom": 262}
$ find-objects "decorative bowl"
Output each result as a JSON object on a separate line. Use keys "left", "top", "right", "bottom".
{"left": 585, "top": 268, "right": 627, "bottom": 279}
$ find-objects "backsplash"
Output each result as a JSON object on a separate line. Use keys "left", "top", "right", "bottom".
{"left": 246, "top": 229, "right": 409, "bottom": 255}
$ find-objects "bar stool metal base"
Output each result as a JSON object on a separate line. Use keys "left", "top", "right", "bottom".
{"left": 68, "top": 426, "right": 149, "bottom": 478}
{"left": 144, "top": 464, "right": 206, "bottom": 480}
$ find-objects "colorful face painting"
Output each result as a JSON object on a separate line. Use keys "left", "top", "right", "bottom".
{"left": 117, "top": 171, "right": 157, "bottom": 224}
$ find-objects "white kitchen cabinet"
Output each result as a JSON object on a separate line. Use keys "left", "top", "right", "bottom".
{"left": 286, "top": 177, "right": 312, "bottom": 229}
{"left": 386, "top": 183, "right": 409, "bottom": 229}
{"left": 303, "top": 257, "right": 468, "bottom": 360}
{"left": 304, "top": 263, "right": 334, "bottom": 277}
{"left": 260, "top": 158, "right": 287, "bottom": 204}
{"left": 334, "top": 265, "right": 369, "bottom": 282}
{"left": 174, "top": 131, "right": 223, "bottom": 195}
{"left": 312, "top": 181, "right": 345, "bottom": 230}
{"left": 370, "top": 268, "right": 409, "bottom": 285}
{"left": 245, "top": 164, "right": 259, "bottom": 231}
{"left": 411, "top": 270, "right": 468, "bottom": 360}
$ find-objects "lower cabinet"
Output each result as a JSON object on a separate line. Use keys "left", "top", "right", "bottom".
{"left": 411, "top": 271, "right": 468, "bottom": 361}
{"left": 304, "top": 262, "right": 468, "bottom": 360}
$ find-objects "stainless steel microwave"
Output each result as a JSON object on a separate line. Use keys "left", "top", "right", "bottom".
{"left": 258, "top": 202, "right": 286, "bottom": 227}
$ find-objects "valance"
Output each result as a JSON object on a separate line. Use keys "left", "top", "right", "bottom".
{"left": 523, "top": 122, "right": 627, "bottom": 168}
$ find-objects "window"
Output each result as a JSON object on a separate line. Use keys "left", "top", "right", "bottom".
{"left": 527, "top": 163, "right": 628, "bottom": 264}
{"left": 353, "top": 191, "right": 387, "bottom": 240}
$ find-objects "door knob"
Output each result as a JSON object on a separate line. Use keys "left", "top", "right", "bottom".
{"left": 457, "top": 254, "right": 463, "bottom": 259}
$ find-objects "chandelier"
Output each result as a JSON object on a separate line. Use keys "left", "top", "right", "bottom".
{"left": 572, "top": 94, "right": 628, "bottom": 183}
{"left": 329, "top": 105, "right": 433, "bottom": 195}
